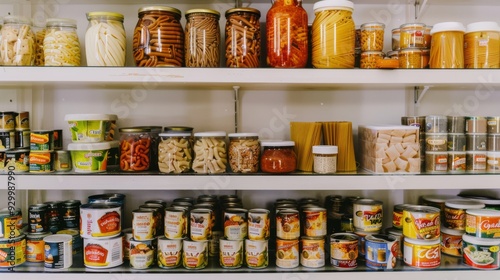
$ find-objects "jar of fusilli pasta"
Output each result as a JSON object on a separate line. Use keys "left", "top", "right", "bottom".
{"left": 464, "top": 21, "right": 500, "bottom": 69}
{"left": 185, "top": 9, "right": 221, "bottom": 68}
{"left": 85, "top": 11, "right": 126, "bottom": 66}
{"left": 134, "top": 6, "right": 184, "bottom": 67}
{"left": 311, "top": 0, "right": 355, "bottom": 68}
{"left": 225, "top": 7, "right": 261, "bottom": 68}
{"left": 429, "top": 22, "right": 465, "bottom": 69}
{"left": 0, "top": 15, "right": 36, "bottom": 66}
{"left": 44, "top": 18, "right": 81, "bottom": 66}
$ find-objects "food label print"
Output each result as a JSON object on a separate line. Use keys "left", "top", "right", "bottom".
{"left": 353, "top": 199, "right": 383, "bottom": 232}
{"left": 403, "top": 206, "right": 440, "bottom": 240}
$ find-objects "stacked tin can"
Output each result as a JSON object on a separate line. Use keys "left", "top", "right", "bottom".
{"left": 0, "top": 207, "right": 25, "bottom": 268}
{"left": 401, "top": 116, "right": 426, "bottom": 171}
{"left": 463, "top": 208, "right": 500, "bottom": 269}
{"left": 486, "top": 116, "right": 500, "bottom": 172}
{"left": 359, "top": 22, "right": 385, "bottom": 69}
{"left": 397, "top": 23, "right": 431, "bottom": 68}
{"left": 219, "top": 195, "right": 246, "bottom": 269}
{"left": 425, "top": 115, "right": 448, "bottom": 173}
{"left": 0, "top": 111, "right": 30, "bottom": 173}
{"left": 161, "top": 197, "right": 191, "bottom": 269}
{"left": 447, "top": 116, "right": 467, "bottom": 172}
{"left": 465, "top": 116, "right": 487, "bottom": 172}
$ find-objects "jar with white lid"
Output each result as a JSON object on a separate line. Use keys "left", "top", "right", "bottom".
{"left": 429, "top": 22, "right": 466, "bottom": 68}
{"left": 260, "top": 140, "right": 297, "bottom": 173}
{"left": 193, "top": 131, "right": 227, "bottom": 173}
{"left": 228, "top": 133, "right": 260, "bottom": 173}
{"left": 158, "top": 132, "right": 193, "bottom": 174}
{"left": 312, "top": 145, "right": 337, "bottom": 174}
{"left": 464, "top": 21, "right": 500, "bottom": 69}
{"left": 85, "top": 11, "right": 126, "bottom": 66}
{"left": 44, "top": 18, "right": 81, "bottom": 66}
{"left": 0, "top": 15, "right": 35, "bottom": 65}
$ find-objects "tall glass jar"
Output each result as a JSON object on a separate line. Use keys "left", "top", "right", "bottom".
{"left": 192, "top": 131, "right": 227, "bottom": 174}
{"left": 266, "top": 0, "right": 308, "bottom": 68}
{"left": 464, "top": 21, "right": 500, "bottom": 69}
{"left": 185, "top": 9, "right": 221, "bottom": 67}
{"left": 158, "top": 132, "right": 193, "bottom": 173}
{"left": 228, "top": 133, "right": 260, "bottom": 173}
{"left": 119, "top": 127, "right": 152, "bottom": 172}
{"left": 134, "top": 6, "right": 184, "bottom": 67}
{"left": 225, "top": 7, "right": 261, "bottom": 68}
{"left": 44, "top": 18, "right": 81, "bottom": 66}
{"left": 429, "top": 22, "right": 465, "bottom": 69}
{"left": 0, "top": 15, "right": 35, "bottom": 66}
{"left": 311, "top": 0, "right": 355, "bottom": 68}
{"left": 85, "top": 11, "right": 126, "bottom": 66}
{"left": 33, "top": 25, "right": 46, "bottom": 66}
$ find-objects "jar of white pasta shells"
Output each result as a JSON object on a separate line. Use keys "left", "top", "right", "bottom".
{"left": 228, "top": 133, "right": 260, "bottom": 173}
{"left": 158, "top": 132, "right": 193, "bottom": 174}
{"left": 85, "top": 11, "right": 126, "bottom": 66}
{"left": 193, "top": 131, "right": 227, "bottom": 174}
{"left": 0, "top": 15, "right": 36, "bottom": 66}
{"left": 44, "top": 18, "right": 81, "bottom": 66}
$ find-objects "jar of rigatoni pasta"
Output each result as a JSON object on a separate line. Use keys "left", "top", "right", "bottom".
{"left": 85, "top": 12, "right": 126, "bottom": 66}
{"left": 429, "top": 22, "right": 465, "bottom": 69}
{"left": 133, "top": 6, "right": 184, "bottom": 67}
{"left": 185, "top": 9, "right": 221, "bottom": 67}
{"left": 192, "top": 131, "right": 227, "bottom": 173}
{"left": 225, "top": 7, "right": 261, "bottom": 68}
{"left": 158, "top": 132, "right": 193, "bottom": 173}
{"left": 464, "top": 21, "right": 500, "bottom": 69}
{"left": 0, "top": 16, "right": 35, "bottom": 65}
{"left": 44, "top": 18, "right": 81, "bottom": 66}
{"left": 312, "top": 0, "right": 355, "bottom": 68}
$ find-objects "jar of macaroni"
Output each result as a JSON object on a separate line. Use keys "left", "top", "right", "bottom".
{"left": 192, "top": 131, "right": 227, "bottom": 173}
{"left": 119, "top": 127, "right": 152, "bottom": 172}
{"left": 85, "top": 12, "right": 126, "bottom": 66}
{"left": 464, "top": 21, "right": 500, "bottom": 69}
{"left": 312, "top": 145, "right": 337, "bottom": 174}
{"left": 360, "top": 51, "right": 384, "bottom": 69}
{"left": 391, "top": 28, "right": 400, "bottom": 51}
{"left": 185, "top": 9, "right": 221, "bottom": 67}
{"left": 0, "top": 15, "right": 35, "bottom": 66}
{"left": 134, "top": 6, "right": 184, "bottom": 67}
{"left": 399, "top": 48, "right": 422, "bottom": 69}
{"left": 360, "top": 22, "right": 385, "bottom": 52}
{"left": 225, "top": 7, "right": 261, "bottom": 68}
{"left": 228, "top": 133, "right": 260, "bottom": 173}
{"left": 311, "top": 0, "right": 355, "bottom": 68}
{"left": 400, "top": 23, "right": 425, "bottom": 49}
{"left": 429, "top": 22, "right": 465, "bottom": 69}
{"left": 158, "top": 132, "right": 193, "bottom": 174}
{"left": 44, "top": 18, "right": 81, "bottom": 66}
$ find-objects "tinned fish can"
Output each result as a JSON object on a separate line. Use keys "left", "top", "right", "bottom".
{"left": 26, "top": 233, "right": 51, "bottom": 262}
{"left": 164, "top": 206, "right": 188, "bottom": 240}
{"left": 462, "top": 233, "right": 500, "bottom": 270}
{"left": 43, "top": 234, "right": 73, "bottom": 269}
{"left": 84, "top": 235, "right": 124, "bottom": 268}
{"left": 28, "top": 203, "right": 49, "bottom": 234}
{"left": 302, "top": 207, "right": 327, "bottom": 237}
{"left": 276, "top": 209, "right": 300, "bottom": 240}
{"left": 190, "top": 208, "right": 213, "bottom": 241}
{"left": 157, "top": 237, "right": 182, "bottom": 269}
{"left": 276, "top": 238, "right": 299, "bottom": 268}
{"left": 182, "top": 239, "right": 208, "bottom": 270}
{"left": 132, "top": 209, "right": 155, "bottom": 241}
{"left": 247, "top": 208, "right": 270, "bottom": 240}
{"left": 300, "top": 236, "right": 325, "bottom": 268}
{"left": 130, "top": 238, "right": 156, "bottom": 269}
{"left": 365, "top": 234, "right": 399, "bottom": 270}
{"left": 80, "top": 203, "right": 122, "bottom": 239}
{"left": 223, "top": 208, "right": 248, "bottom": 240}
{"left": 403, "top": 205, "right": 441, "bottom": 240}
{"left": 0, "top": 235, "right": 26, "bottom": 268}
{"left": 353, "top": 199, "right": 383, "bottom": 232}
{"left": 404, "top": 238, "right": 441, "bottom": 269}
{"left": 465, "top": 209, "right": 500, "bottom": 238}
{"left": 245, "top": 239, "right": 268, "bottom": 269}
{"left": 219, "top": 238, "right": 243, "bottom": 268}
{"left": 330, "top": 233, "right": 358, "bottom": 269}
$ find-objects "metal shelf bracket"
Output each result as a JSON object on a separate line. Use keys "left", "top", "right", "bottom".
{"left": 233, "top": 85, "right": 241, "bottom": 133}
{"left": 414, "top": 0, "right": 429, "bottom": 20}
{"left": 414, "top": 85, "right": 432, "bottom": 106}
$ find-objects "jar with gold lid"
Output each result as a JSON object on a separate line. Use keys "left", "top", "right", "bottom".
{"left": 225, "top": 7, "right": 261, "bottom": 68}
{"left": 85, "top": 11, "right": 126, "bottom": 66}
{"left": 429, "top": 22, "right": 465, "bottom": 69}
{"left": 185, "top": 9, "right": 221, "bottom": 67}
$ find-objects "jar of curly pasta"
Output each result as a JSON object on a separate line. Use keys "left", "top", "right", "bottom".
{"left": 225, "top": 8, "right": 261, "bottom": 68}
{"left": 0, "top": 15, "right": 35, "bottom": 66}
{"left": 44, "top": 18, "right": 81, "bottom": 66}
{"left": 360, "top": 51, "right": 384, "bottom": 69}
{"left": 400, "top": 23, "right": 425, "bottom": 49}
{"left": 133, "top": 6, "right": 184, "bottom": 67}
{"left": 185, "top": 9, "right": 221, "bottom": 67}
{"left": 464, "top": 21, "right": 500, "bottom": 69}
{"left": 399, "top": 48, "right": 422, "bottom": 69}
{"left": 429, "top": 22, "right": 465, "bottom": 68}
{"left": 360, "top": 22, "right": 384, "bottom": 52}
{"left": 85, "top": 11, "right": 126, "bottom": 66}
{"left": 312, "top": 0, "right": 355, "bottom": 68}
{"left": 228, "top": 133, "right": 260, "bottom": 173}
{"left": 119, "top": 127, "right": 152, "bottom": 172}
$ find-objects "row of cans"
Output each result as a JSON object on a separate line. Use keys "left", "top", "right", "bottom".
{"left": 0, "top": 149, "right": 72, "bottom": 173}
{"left": 0, "top": 129, "right": 63, "bottom": 152}
{"left": 0, "top": 111, "right": 29, "bottom": 131}
{"left": 28, "top": 200, "right": 81, "bottom": 235}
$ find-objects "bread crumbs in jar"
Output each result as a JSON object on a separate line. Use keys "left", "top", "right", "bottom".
{"left": 312, "top": 145, "right": 337, "bottom": 174}
{"left": 260, "top": 141, "right": 297, "bottom": 173}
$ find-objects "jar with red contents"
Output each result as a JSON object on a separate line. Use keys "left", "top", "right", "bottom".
{"left": 260, "top": 141, "right": 297, "bottom": 173}
{"left": 266, "top": 0, "right": 308, "bottom": 68}
{"left": 119, "top": 127, "right": 152, "bottom": 172}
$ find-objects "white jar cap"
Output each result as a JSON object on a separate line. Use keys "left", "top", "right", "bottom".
{"left": 228, "top": 133, "right": 259, "bottom": 138}
{"left": 261, "top": 140, "right": 295, "bottom": 147}
{"left": 466, "top": 21, "right": 500, "bottom": 33}
{"left": 312, "top": 145, "right": 338, "bottom": 154}
{"left": 313, "top": 0, "right": 354, "bottom": 12}
{"left": 194, "top": 131, "right": 226, "bottom": 137}
{"left": 430, "top": 22, "right": 465, "bottom": 35}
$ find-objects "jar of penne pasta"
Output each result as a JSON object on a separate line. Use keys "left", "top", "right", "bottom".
{"left": 429, "top": 22, "right": 465, "bottom": 69}
{"left": 311, "top": 0, "right": 355, "bottom": 68}
{"left": 464, "top": 21, "right": 500, "bottom": 69}
{"left": 228, "top": 133, "right": 260, "bottom": 173}
{"left": 225, "top": 7, "right": 261, "bottom": 68}
{"left": 134, "top": 6, "right": 184, "bottom": 67}
{"left": 0, "top": 15, "right": 36, "bottom": 66}
{"left": 185, "top": 9, "right": 221, "bottom": 68}
{"left": 44, "top": 18, "right": 81, "bottom": 66}
{"left": 158, "top": 132, "right": 193, "bottom": 174}
{"left": 193, "top": 131, "right": 227, "bottom": 174}
{"left": 85, "top": 11, "right": 126, "bottom": 66}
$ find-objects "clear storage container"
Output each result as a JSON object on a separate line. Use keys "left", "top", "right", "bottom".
{"left": 158, "top": 132, "right": 193, "bottom": 173}
{"left": 85, "top": 11, "right": 126, "bottom": 66}
{"left": 312, "top": 145, "right": 338, "bottom": 174}
{"left": 429, "top": 22, "right": 465, "bottom": 69}
{"left": 360, "top": 22, "right": 385, "bottom": 52}
{"left": 225, "top": 7, "right": 261, "bottom": 68}
{"left": 400, "top": 23, "right": 425, "bottom": 49}
{"left": 0, "top": 15, "right": 35, "bottom": 65}
{"left": 464, "top": 21, "right": 500, "bottom": 69}
{"left": 185, "top": 9, "right": 220, "bottom": 67}
{"left": 44, "top": 18, "right": 81, "bottom": 66}
{"left": 228, "top": 133, "right": 260, "bottom": 173}
{"left": 192, "top": 131, "right": 227, "bottom": 173}
{"left": 119, "top": 127, "right": 152, "bottom": 172}
{"left": 260, "top": 141, "right": 297, "bottom": 173}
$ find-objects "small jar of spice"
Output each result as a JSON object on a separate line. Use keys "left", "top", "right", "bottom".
{"left": 312, "top": 145, "right": 338, "bottom": 174}
{"left": 260, "top": 141, "right": 297, "bottom": 173}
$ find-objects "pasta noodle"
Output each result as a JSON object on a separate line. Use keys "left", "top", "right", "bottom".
{"left": 225, "top": 8, "right": 261, "bottom": 68}
{"left": 44, "top": 19, "right": 81, "bottom": 66}
{"left": 429, "top": 27, "right": 465, "bottom": 69}
{"left": 192, "top": 135, "right": 227, "bottom": 173}
{"left": 290, "top": 122, "right": 322, "bottom": 172}
{"left": 158, "top": 135, "right": 192, "bottom": 173}
{"left": 322, "top": 121, "right": 357, "bottom": 172}
{"left": 0, "top": 16, "right": 36, "bottom": 66}
{"left": 464, "top": 30, "right": 500, "bottom": 68}
{"left": 185, "top": 9, "right": 220, "bottom": 68}
{"left": 34, "top": 28, "right": 46, "bottom": 66}
{"left": 85, "top": 12, "right": 126, "bottom": 66}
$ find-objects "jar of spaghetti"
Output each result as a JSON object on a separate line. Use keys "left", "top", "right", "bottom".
{"left": 185, "top": 9, "right": 220, "bottom": 67}
{"left": 85, "top": 12, "right": 126, "bottom": 66}
{"left": 0, "top": 16, "right": 35, "bottom": 65}
{"left": 44, "top": 18, "right": 81, "bottom": 66}
{"left": 119, "top": 127, "right": 152, "bottom": 172}
{"left": 266, "top": 0, "right": 308, "bottom": 68}
{"left": 400, "top": 23, "right": 425, "bottom": 49}
{"left": 360, "top": 51, "right": 384, "bottom": 69}
{"left": 228, "top": 133, "right": 260, "bottom": 173}
{"left": 392, "top": 28, "right": 400, "bottom": 51}
{"left": 464, "top": 21, "right": 500, "bottom": 69}
{"left": 133, "top": 6, "right": 184, "bottom": 67}
{"left": 399, "top": 48, "right": 422, "bottom": 69}
{"left": 312, "top": 0, "right": 355, "bottom": 68}
{"left": 260, "top": 141, "right": 297, "bottom": 173}
{"left": 360, "top": 22, "right": 384, "bottom": 52}
{"left": 429, "top": 22, "right": 465, "bottom": 69}
{"left": 225, "top": 7, "right": 261, "bottom": 68}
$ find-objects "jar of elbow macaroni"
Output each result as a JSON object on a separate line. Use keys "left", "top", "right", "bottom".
{"left": 360, "top": 22, "right": 385, "bottom": 52}
{"left": 0, "top": 15, "right": 35, "bottom": 66}
{"left": 464, "top": 21, "right": 500, "bottom": 69}
{"left": 158, "top": 132, "right": 193, "bottom": 174}
{"left": 360, "top": 51, "right": 384, "bottom": 69}
{"left": 44, "top": 18, "right": 81, "bottom": 66}
{"left": 193, "top": 131, "right": 227, "bottom": 173}
{"left": 85, "top": 11, "right": 126, "bottom": 66}
{"left": 429, "top": 22, "right": 466, "bottom": 69}
{"left": 185, "top": 9, "right": 221, "bottom": 67}
{"left": 225, "top": 7, "right": 261, "bottom": 68}
{"left": 399, "top": 48, "right": 422, "bottom": 69}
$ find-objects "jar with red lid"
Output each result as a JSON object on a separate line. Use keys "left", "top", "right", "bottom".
{"left": 260, "top": 141, "right": 297, "bottom": 173}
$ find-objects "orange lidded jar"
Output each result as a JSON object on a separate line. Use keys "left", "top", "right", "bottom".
{"left": 260, "top": 141, "right": 297, "bottom": 173}
{"left": 429, "top": 22, "right": 465, "bottom": 68}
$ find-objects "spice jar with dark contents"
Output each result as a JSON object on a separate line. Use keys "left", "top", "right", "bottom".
{"left": 225, "top": 7, "right": 261, "bottom": 68}
{"left": 133, "top": 6, "right": 184, "bottom": 67}
{"left": 266, "top": 0, "right": 308, "bottom": 68}
{"left": 260, "top": 141, "right": 297, "bottom": 173}
{"left": 228, "top": 133, "right": 260, "bottom": 173}
{"left": 119, "top": 127, "right": 152, "bottom": 172}
{"left": 185, "top": 9, "right": 221, "bottom": 67}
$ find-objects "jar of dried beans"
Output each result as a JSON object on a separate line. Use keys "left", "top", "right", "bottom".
{"left": 228, "top": 133, "right": 260, "bottom": 173}
{"left": 185, "top": 9, "right": 221, "bottom": 67}
{"left": 225, "top": 7, "right": 261, "bottom": 68}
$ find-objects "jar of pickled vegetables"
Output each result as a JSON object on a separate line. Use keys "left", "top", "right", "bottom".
{"left": 119, "top": 127, "right": 152, "bottom": 172}
{"left": 266, "top": 0, "right": 308, "bottom": 68}
{"left": 134, "top": 6, "right": 184, "bottom": 67}
{"left": 312, "top": 0, "right": 355, "bottom": 68}
{"left": 44, "top": 18, "right": 81, "bottom": 66}
{"left": 429, "top": 22, "right": 465, "bottom": 69}
{"left": 185, "top": 9, "right": 221, "bottom": 67}
{"left": 158, "top": 132, "right": 193, "bottom": 173}
{"left": 85, "top": 11, "right": 126, "bottom": 66}
{"left": 260, "top": 141, "right": 297, "bottom": 173}
{"left": 225, "top": 8, "right": 261, "bottom": 68}
{"left": 192, "top": 131, "right": 227, "bottom": 173}
{"left": 0, "top": 15, "right": 35, "bottom": 66}
{"left": 464, "top": 21, "right": 500, "bottom": 69}
{"left": 228, "top": 133, "right": 260, "bottom": 173}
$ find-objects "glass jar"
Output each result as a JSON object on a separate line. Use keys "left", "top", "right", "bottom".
{"left": 392, "top": 28, "right": 400, "bottom": 51}
{"left": 134, "top": 6, "right": 184, "bottom": 67}
{"left": 85, "top": 11, "right": 126, "bottom": 66}
{"left": 312, "top": 145, "right": 338, "bottom": 174}
{"left": 225, "top": 7, "right": 261, "bottom": 68}
{"left": 192, "top": 131, "right": 227, "bottom": 173}
{"left": 33, "top": 25, "right": 46, "bottom": 66}
{"left": 360, "top": 22, "right": 385, "bottom": 52}
{"left": 400, "top": 23, "right": 425, "bottom": 49}
{"left": 228, "top": 133, "right": 260, "bottom": 173}
{"left": 399, "top": 48, "right": 422, "bottom": 69}
{"left": 464, "top": 21, "right": 500, "bottom": 69}
{"left": 44, "top": 18, "right": 81, "bottom": 66}
{"left": 0, "top": 15, "right": 35, "bottom": 65}
{"left": 421, "top": 48, "right": 430, "bottom": 68}
{"left": 132, "top": 126, "right": 161, "bottom": 171}
{"left": 260, "top": 141, "right": 297, "bottom": 173}
{"left": 119, "top": 127, "right": 152, "bottom": 172}
{"left": 424, "top": 25, "right": 432, "bottom": 49}
{"left": 267, "top": 0, "right": 308, "bottom": 68}
{"left": 185, "top": 9, "right": 221, "bottom": 67}
{"left": 158, "top": 132, "right": 193, "bottom": 173}
{"left": 429, "top": 22, "right": 465, "bottom": 69}
{"left": 360, "top": 51, "right": 384, "bottom": 69}
{"left": 312, "top": 0, "right": 355, "bottom": 68}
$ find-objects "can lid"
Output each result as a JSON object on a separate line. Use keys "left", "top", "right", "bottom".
{"left": 404, "top": 237, "right": 440, "bottom": 245}
{"left": 159, "top": 132, "right": 191, "bottom": 138}
{"left": 466, "top": 208, "right": 500, "bottom": 217}
{"left": 460, "top": 195, "right": 500, "bottom": 206}
{"left": 86, "top": 11, "right": 124, "bottom": 21}
{"left": 194, "top": 131, "right": 226, "bottom": 137}
{"left": 138, "top": 6, "right": 182, "bottom": 16}
{"left": 43, "top": 233, "right": 73, "bottom": 243}
{"left": 440, "top": 226, "right": 464, "bottom": 236}
{"left": 354, "top": 198, "right": 383, "bottom": 205}
{"left": 68, "top": 142, "right": 111, "bottom": 151}
{"left": 430, "top": 22, "right": 466, "bottom": 35}
{"left": 312, "top": 145, "right": 338, "bottom": 154}
{"left": 462, "top": 233, "right": 500, "bottom": 245}
{"left": 81, "top": 202, "right": 121, "bottom": 209}
{"left": 365, "top": 234, "right": 397, "bottom": 243}
{"left": 313, "top": 0, "right": 354, "bottom": 12}
{"left": 466, "top": 21, "right": 500, "bottom": 33}
{"left": 228, "top": 132, "right": 259, "bottom": 138}
{"left": 422, "top": 194, "right": 460, "bottom": 203}
{"left": 445, "top": 199, "right": 485, "bottom": 209}
{"left": 261, "top": 140, "right": 295, "bottom": 147}
{"left": 64, "top": 114, "right": 111, "bottom": 121}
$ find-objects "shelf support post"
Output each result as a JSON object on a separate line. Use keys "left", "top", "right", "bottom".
{"left": 233, "top": 86, "right": 241, "bottom": 133}
{"left": 414, "top": 85, "right": 431, "bottom": 106}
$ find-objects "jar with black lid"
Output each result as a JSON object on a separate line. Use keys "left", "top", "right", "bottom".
{"left": 119, "top": 127, "right": 152, "bottom": 172}
{"left": 224, "top": 7, "right": 261, "bottom": 68}
{"left": 185, "top": 9, "right": 221, "bottom": 67}
{"left": 260, "top": 141, "right": 297, "bottom": 173}
{"left": 133, "top": 6, "right": 184, "bottom": 67}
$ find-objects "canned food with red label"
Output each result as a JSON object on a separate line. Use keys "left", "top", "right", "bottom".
{"left": 353, "top": 199, "right": 383, "bottom": 232}
{"left": 465, "top": 209, "right": 500, "bottom": 238}
{"left": 330, "top": 233, "right": 358, "bottom": 269}
{"left": 80, "top": 203, "right": 122, "bottom": 239}
{"left": 404, "top": 237, "right": 440, "bottom": 269}
{"left": 403, "top": 205, "right": 441, "bottom": 240}
{"left": 84, "top": 235, "right": 124, "bottom": 268}
{"left": 26, "top": 233, "right": 51, "bottom": 262}
{"left": 393, "top": 204, "right": 411, "bottom": 230}
{"left": 0, "top": 235, "right": 26, "bottom": 268}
